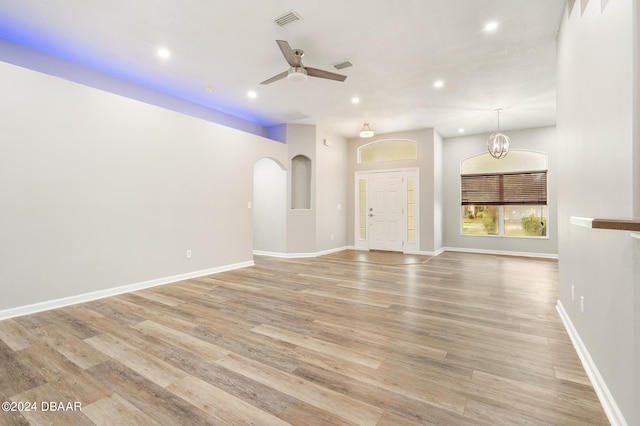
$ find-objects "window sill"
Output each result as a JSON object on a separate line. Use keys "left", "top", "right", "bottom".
{"left": 461, "top": 233, "right": 549, "bottom": 240}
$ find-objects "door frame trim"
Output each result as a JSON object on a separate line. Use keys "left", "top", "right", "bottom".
{"left": 354, "top": 167, "right": 420, "bottom": 253}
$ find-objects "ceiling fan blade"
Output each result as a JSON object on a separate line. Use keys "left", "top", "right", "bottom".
{"left": 260, "top": 70, "right": 288, "bottom": 85}
{"left": 306, "top": 67, "right": 347, "bottom": 82}
{"left": 276, "top": 40, "right": 301, "bottom": 67}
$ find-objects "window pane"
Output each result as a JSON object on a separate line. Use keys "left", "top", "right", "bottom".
{"left": 504, "top": 206, "right": 547, "bottom": 237}
{"left": 358, "top": 179, "right": 367, "bottom": 240}
{"left": 359, "top": 140, "right": 417, "bottom": 163}
{"left": 502, "top": 172, "right": 547, "bottom": 205}
{"left": 461, "top": 171, "right": 547, "bottom": 205}
{"left": 407, "top": 177, "right": 415, "bottom": 243}
{"left": 461, "top": 174, "right": 501, "bottom": 205}
{"left": 462, "top": 206, "right": 499, "bottom": 235}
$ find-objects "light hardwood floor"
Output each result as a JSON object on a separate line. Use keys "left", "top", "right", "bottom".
{"left": 0, "top": 251, "right": 609, "bottom": 425}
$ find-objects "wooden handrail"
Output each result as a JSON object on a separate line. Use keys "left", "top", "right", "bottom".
{"left": 570, "top": 216, "right": 640, "bottom": 232}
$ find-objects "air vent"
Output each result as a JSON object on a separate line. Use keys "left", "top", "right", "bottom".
{"left": 273, "top": 10, "right": 302, "bottom": 27}
{"left": 334, "top": 61, "right": 353, "bottom": 70}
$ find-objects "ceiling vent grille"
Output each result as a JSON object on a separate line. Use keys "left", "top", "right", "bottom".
{"left": 334, "top": 61, "right": 353, "bottom": 70}
{"left": 273, "top": 10, "right": 302, "bottom": 27}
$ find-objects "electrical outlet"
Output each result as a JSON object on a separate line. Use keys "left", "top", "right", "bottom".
{"left": 580, "top": 296, "right": 584, "bottom": 313}
{"left": 331, "top": 234, "right": 334, "bottom": 241}
{"left": 186, "top": 250, "right": 192, "bottom": 259}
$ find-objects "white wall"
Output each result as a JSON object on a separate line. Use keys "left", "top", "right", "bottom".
{"left": 0, "top": 38, "right": 269, "bottom": 139}
{"left": 557, "top": 0, "right": 637, "bottom": 424}
{"left": 635, "top": 0, "right": 640, "bottom": 417}
{"left": 433, "top": 130, "right": 444, "bottom": 252}
{"left": 253, "top": 158, "right": 287, "bottom": 253}
{"left": 315, "top": 130, "right": 349, "bottom": 252}
{"left": 442, "top": 126, "right": 558, "bottom": 256}
{"left": 347, "top": 129, "right": 438, "bottom": 253}
{"left": 0, "top": 60, "right": 287, "bottom": 313}
{"left": 255, "top": 124, "right": 349, "bottom": 256}
{"left": 285, "top": 124, "right": 317, "bottom": 254}
{"left": 417, "top": 129, "right": 437, "bottom": 253}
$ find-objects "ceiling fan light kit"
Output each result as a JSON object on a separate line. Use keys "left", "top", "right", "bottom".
{"left": 486, "top": 108, "right": 510, "bottom": 159}
{"left": 287, "top": 66, "right": 308, "bottom": 82}
{"left": 359, "top": 123, "right": 374, "bottom": 138}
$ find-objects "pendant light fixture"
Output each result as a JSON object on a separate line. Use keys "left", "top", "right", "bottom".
{"left": 359, "top": 123, "right": 374, "bottom": 138}
{"left": 486, "top": 109, "right": 510, "bottom": 159}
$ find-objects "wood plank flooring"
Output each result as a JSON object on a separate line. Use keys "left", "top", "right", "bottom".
{"left": 0, "top": 251, "right": 609, "bottom": 425}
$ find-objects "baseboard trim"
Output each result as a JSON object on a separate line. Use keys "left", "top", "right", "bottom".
{"left": 556, "top": 301, "right": 628, "bottom": 426}
{"left": 443, "top": 246, "right": 558, "bottom": 259}
{"left": 0, "top": 260, "right": 254, "bottom": 321}
{"left": 256, "top": 246, "right": 555, "bottom": 260}
{"left": 253, "top": 246, "right": 349, "bottom": 259}
{"left": 415, "top": 248, "right": 446, "bottom": 256}
{"left": 411, "top": 250, "right": 438, "bottom": 256}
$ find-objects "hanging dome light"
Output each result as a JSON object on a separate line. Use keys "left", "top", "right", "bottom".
{"left": 359, "top": 123, "right": 374, "bottom": 138}
{"left": 486, "top": 109, "right": 510, "bottom": 159}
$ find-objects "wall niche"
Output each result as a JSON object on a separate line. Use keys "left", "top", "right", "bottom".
{"left": 291, "top": 154, "right": 311, "bottom": 209}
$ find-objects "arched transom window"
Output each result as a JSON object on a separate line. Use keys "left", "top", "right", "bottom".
{"left": 358, "top": 139, "right": 417, "bottom": 164}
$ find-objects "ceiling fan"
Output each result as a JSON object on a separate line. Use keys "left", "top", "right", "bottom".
{"left": 260, "top": 40, "right": 347, "bottom": 85}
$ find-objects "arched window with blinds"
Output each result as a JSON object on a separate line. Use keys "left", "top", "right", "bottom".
{"left": 460, "top": 151, "right": 548, "bottom": 238}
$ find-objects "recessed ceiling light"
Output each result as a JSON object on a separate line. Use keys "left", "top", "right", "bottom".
{"left": 351, "top": 97, "right": 360, "bottom": 104}
{"left": 204, "top": 86, "right": 214, "bottom": 93}
{"left": 484, "top": 21, "right": 499, "bottom": 32}
{"left": 247, "top": 90, "right": 257, "bottom": 99}
{"left": 434, "top": 80, "right": 444, "bottom": 88}
{"left": 458, "top": 128, "right": 465, "bottom": 133}
{"left": 157, "top": 48, "right": 171, "bottom": 59}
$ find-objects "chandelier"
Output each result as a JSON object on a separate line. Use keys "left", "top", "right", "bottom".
{"left": 486, "top": 109, "right": 510, "bottom": 159}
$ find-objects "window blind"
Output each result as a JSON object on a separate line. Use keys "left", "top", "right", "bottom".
{"left": 461, "top": 171, "right": 547, "bottom": 205}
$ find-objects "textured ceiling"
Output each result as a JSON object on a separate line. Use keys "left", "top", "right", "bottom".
{"left": 0, "top": 0, "right": 567, "bottom": 138}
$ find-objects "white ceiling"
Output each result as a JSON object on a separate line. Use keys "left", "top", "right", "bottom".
{"left": 0, "top": 0, "right": 567, "bottom": 138}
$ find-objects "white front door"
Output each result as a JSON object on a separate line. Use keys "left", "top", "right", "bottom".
{"left": 369, "top": 172, "right": 404, "bottom": 251}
